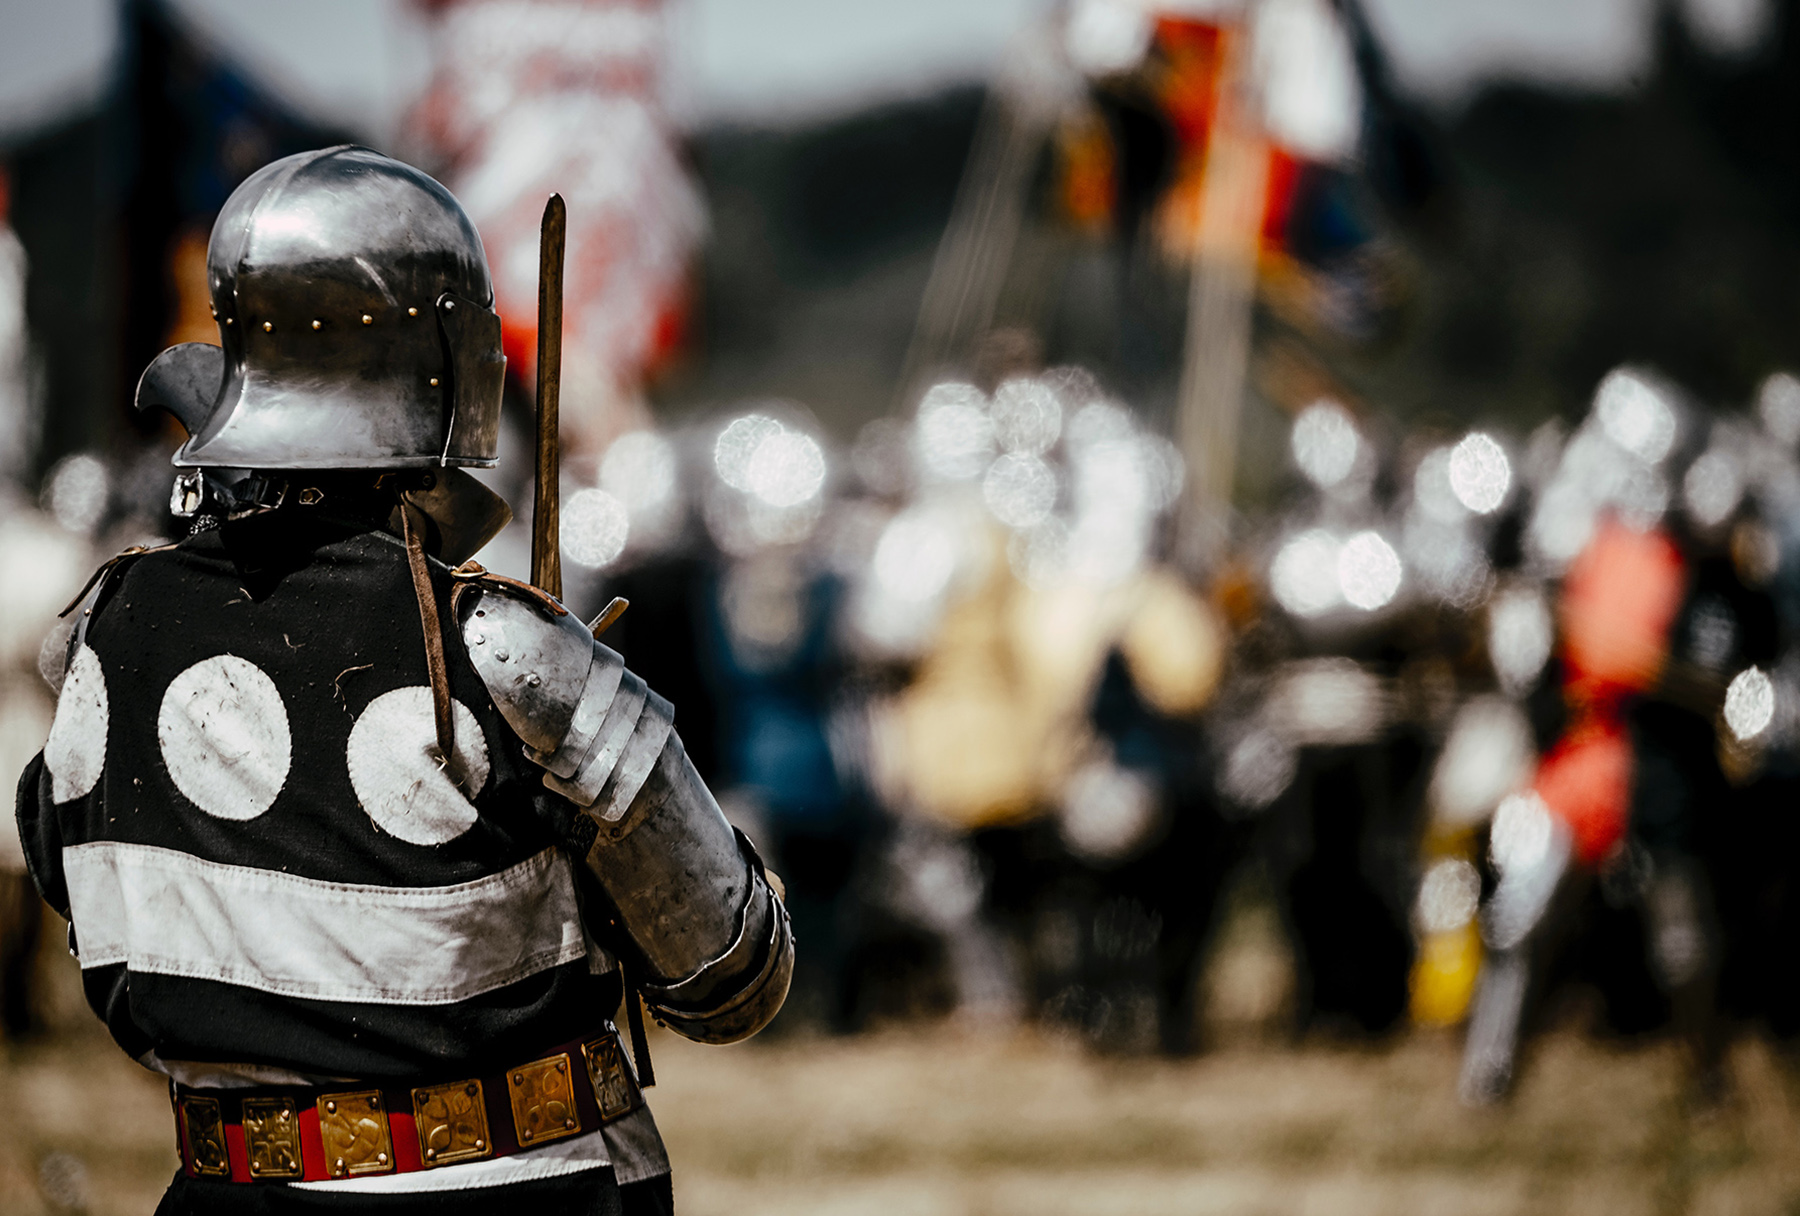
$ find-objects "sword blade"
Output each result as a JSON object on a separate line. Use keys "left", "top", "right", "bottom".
{"left": 532, "top": 193, "right": 567, "bottom": 598}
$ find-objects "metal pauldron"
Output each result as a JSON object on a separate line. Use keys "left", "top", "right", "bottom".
{"left": 459, "top": 588, "right": 792, "bottom": 1042}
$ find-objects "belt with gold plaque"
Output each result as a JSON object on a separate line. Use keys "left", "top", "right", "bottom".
{"left": 173, "top": 1026, "right": 644, "bottom": 1184}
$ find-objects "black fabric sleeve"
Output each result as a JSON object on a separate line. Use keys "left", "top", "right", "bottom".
{"left": 14, "top": 751, "right": 69, "bottom": 917}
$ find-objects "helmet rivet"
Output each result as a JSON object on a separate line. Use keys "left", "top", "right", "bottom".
{"left": 429, "top": 377, "right": 440, "bottom": 387}
{"left": 311, "top": 319, "right": 322, "bottom": 330}
{"left": 444, "top": 300, "right": 455, "bottom": 311}
{"left": 409, "top": 306, "right": 419, "bottom": 317}
{"left": 362, "top": 313, "right": 373, "bottom": 325}
{"left": 263, "top": 321, "right": 273, "bottom": 332}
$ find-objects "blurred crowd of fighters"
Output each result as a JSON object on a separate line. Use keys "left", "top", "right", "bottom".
{"left": 9, "top": 356, "right": 1800, "bottom": 1106}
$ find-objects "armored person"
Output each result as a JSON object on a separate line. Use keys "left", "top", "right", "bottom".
{"left": 15, "top": 147, "right": 791, "bottom": 1214}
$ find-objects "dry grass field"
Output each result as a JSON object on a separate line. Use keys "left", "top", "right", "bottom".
{"left": 5, "top": 917, "right": 1800, "bottom": 1216}
{"left": 660, "top": 1027, "right": 1800, "bottom": 1216}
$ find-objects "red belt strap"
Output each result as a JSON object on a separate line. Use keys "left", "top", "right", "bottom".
{"left": 172, "top": 1028, "right": 642, "bottom": 1184}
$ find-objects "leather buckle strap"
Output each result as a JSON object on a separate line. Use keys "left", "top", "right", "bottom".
{"left": 175, "top": 1027, "right": 643, "bottom": 1184}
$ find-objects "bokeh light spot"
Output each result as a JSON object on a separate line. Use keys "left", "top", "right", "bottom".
{"left": 915, "top": 382, "right": 994, "bottom": 482}
{"left": 990, "top": 377, "right": 1063, "bottom": 455}
{"left": 1490, "top": 790, "right": 1552, "bottom": 874}
{"left": 714, "top": 414, "right": 782, "bottom": 491}
{"left": 872, "top": 507, "right": 959, "bottom": 605}
{"left": 1725, "top": 666, "right": 1775, "bottom": 742}
{"left": 1417, "top": 858, "right": 1482, "bottom": 934}
{"left": 1488, "top": 585, "right": 1554, "bottom": 696}
{"left": 1337, "top": 530, "right": 1402, "bottom": 610}
{"left": 745, "top": 429, "right": 826, "bottom": 508}
{"left": 46, "top": 454, "right": 108, "bottom": 535}
{"left": 1757, "top": 372, "right": 1800, "bottom": 448}
{"left": 983, "top": 452, "right": 1058, "bottom": 529}
{"left": 562, "top": 487, "right": 629, "bottom": 568}
{"left": 1291, "top": 400, "right": 1360, "bottom": 489}
{"left": 1412, "top": 448, "right": 1463, "bottom": 523}
{"left": 1682, "top": 448, "right": 1743, "bottom": 529}
{"left": 1595, "top": 369, "right": 1676, "bottom": 464}
{"left": 601, "top": 430, "right": 677, "bottom": 515}
{"left": 1448, "top": 432, "right": 1511, "bottom": 514}
{"left": 1271, "top": 529, "right": 1342, "bottom": 618}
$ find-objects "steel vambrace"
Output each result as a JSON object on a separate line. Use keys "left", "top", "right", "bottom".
{"left": 460, "top": 586, "right": 793, "bottom": 1043}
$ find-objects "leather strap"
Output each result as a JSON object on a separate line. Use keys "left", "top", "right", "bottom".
{"left": 60, "top": 542, "right": 184, "bottom": 675}
{"left": 448, "top": 559, "right": 570, "bottom": 618}
{"left": 58, "top": 543, "right": 182, "bottom": 619}
{"left": 622, "top": 974, "right": 656, "bottom": 1089}
{"left": 399, "top": 500, "right": 458, "bottom": 777}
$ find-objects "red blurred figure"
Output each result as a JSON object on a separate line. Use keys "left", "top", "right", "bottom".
{"left": 1544, "top": 517, "right": 1686, "bottom": 866}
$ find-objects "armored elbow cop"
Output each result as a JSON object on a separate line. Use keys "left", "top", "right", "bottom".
{"left": 461, "top": 588, "right": 792, "bottom": 1043}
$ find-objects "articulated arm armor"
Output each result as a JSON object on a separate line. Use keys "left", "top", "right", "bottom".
{"left": 459, "top": 587, "right": 792, "bottom": 1043}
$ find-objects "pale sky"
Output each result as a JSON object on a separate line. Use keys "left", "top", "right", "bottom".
{"left": 0, "top": 0, "right": 1778, "bottom": 148}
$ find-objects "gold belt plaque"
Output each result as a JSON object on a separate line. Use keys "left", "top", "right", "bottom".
{"left": 242, "top": 1097, "right": 304, "bottom": 1179}
{"left": 412, "top": 1080, "right": 492, "bottom": 1167}
{"left": 582, "top": 1033, "right": 641, "bottom": 1122}
{"left": 179, "top": 1096, "right": 229, "bottom": 1177}
{"left": 317, "top": 1089, "right": 394, "bottom": 1178}
{"left": 507, "top": 1053, "right": 581, "bottom": 1146}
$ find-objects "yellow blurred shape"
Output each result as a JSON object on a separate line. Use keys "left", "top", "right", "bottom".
{"left": 875, "top": 524, "right": 1222, "bottom": 830}
{"left": 1409, "top": 921, "right": 1481, "bottom": 1027}
{"left": 1121, "top": 570, "right": 1224, "bottom": 717}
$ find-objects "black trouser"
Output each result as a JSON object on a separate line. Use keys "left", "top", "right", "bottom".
{"left": 155, "top": 1167, "right": 674, "bottom": 1215}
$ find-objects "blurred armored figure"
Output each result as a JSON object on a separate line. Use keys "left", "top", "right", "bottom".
{"left": 1687, "top": 374, "right": 1800, "bottom": 1042}
{"left": 843, "top": 371, "right": 1225, "bottom": 1048}
{"left": 1237, "top": 400, "right": 1454, "bottom": 1035}
{"left": 1459, "top": 367, "right": 1767, "bottom": 1103}
{"left": 15, "top": 148, "right": 790, "bottom": 1214}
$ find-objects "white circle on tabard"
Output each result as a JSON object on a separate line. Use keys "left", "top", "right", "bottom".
{"left": 45, "top": 645, "right": 108, "bottom": 803}
{"left": 158, "top": 655, "right": 292, "bottom": 821}
{"left": 347, "top": 687, "right": 489, "bottom": 846}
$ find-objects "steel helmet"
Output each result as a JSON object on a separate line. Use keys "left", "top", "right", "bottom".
{"left": 136, "top": 146, "right": 505, "bottom": 470}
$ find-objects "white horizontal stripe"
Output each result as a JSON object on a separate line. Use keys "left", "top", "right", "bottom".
{"left": 64, "top": 843, "right": 587, "bottom": 1005}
